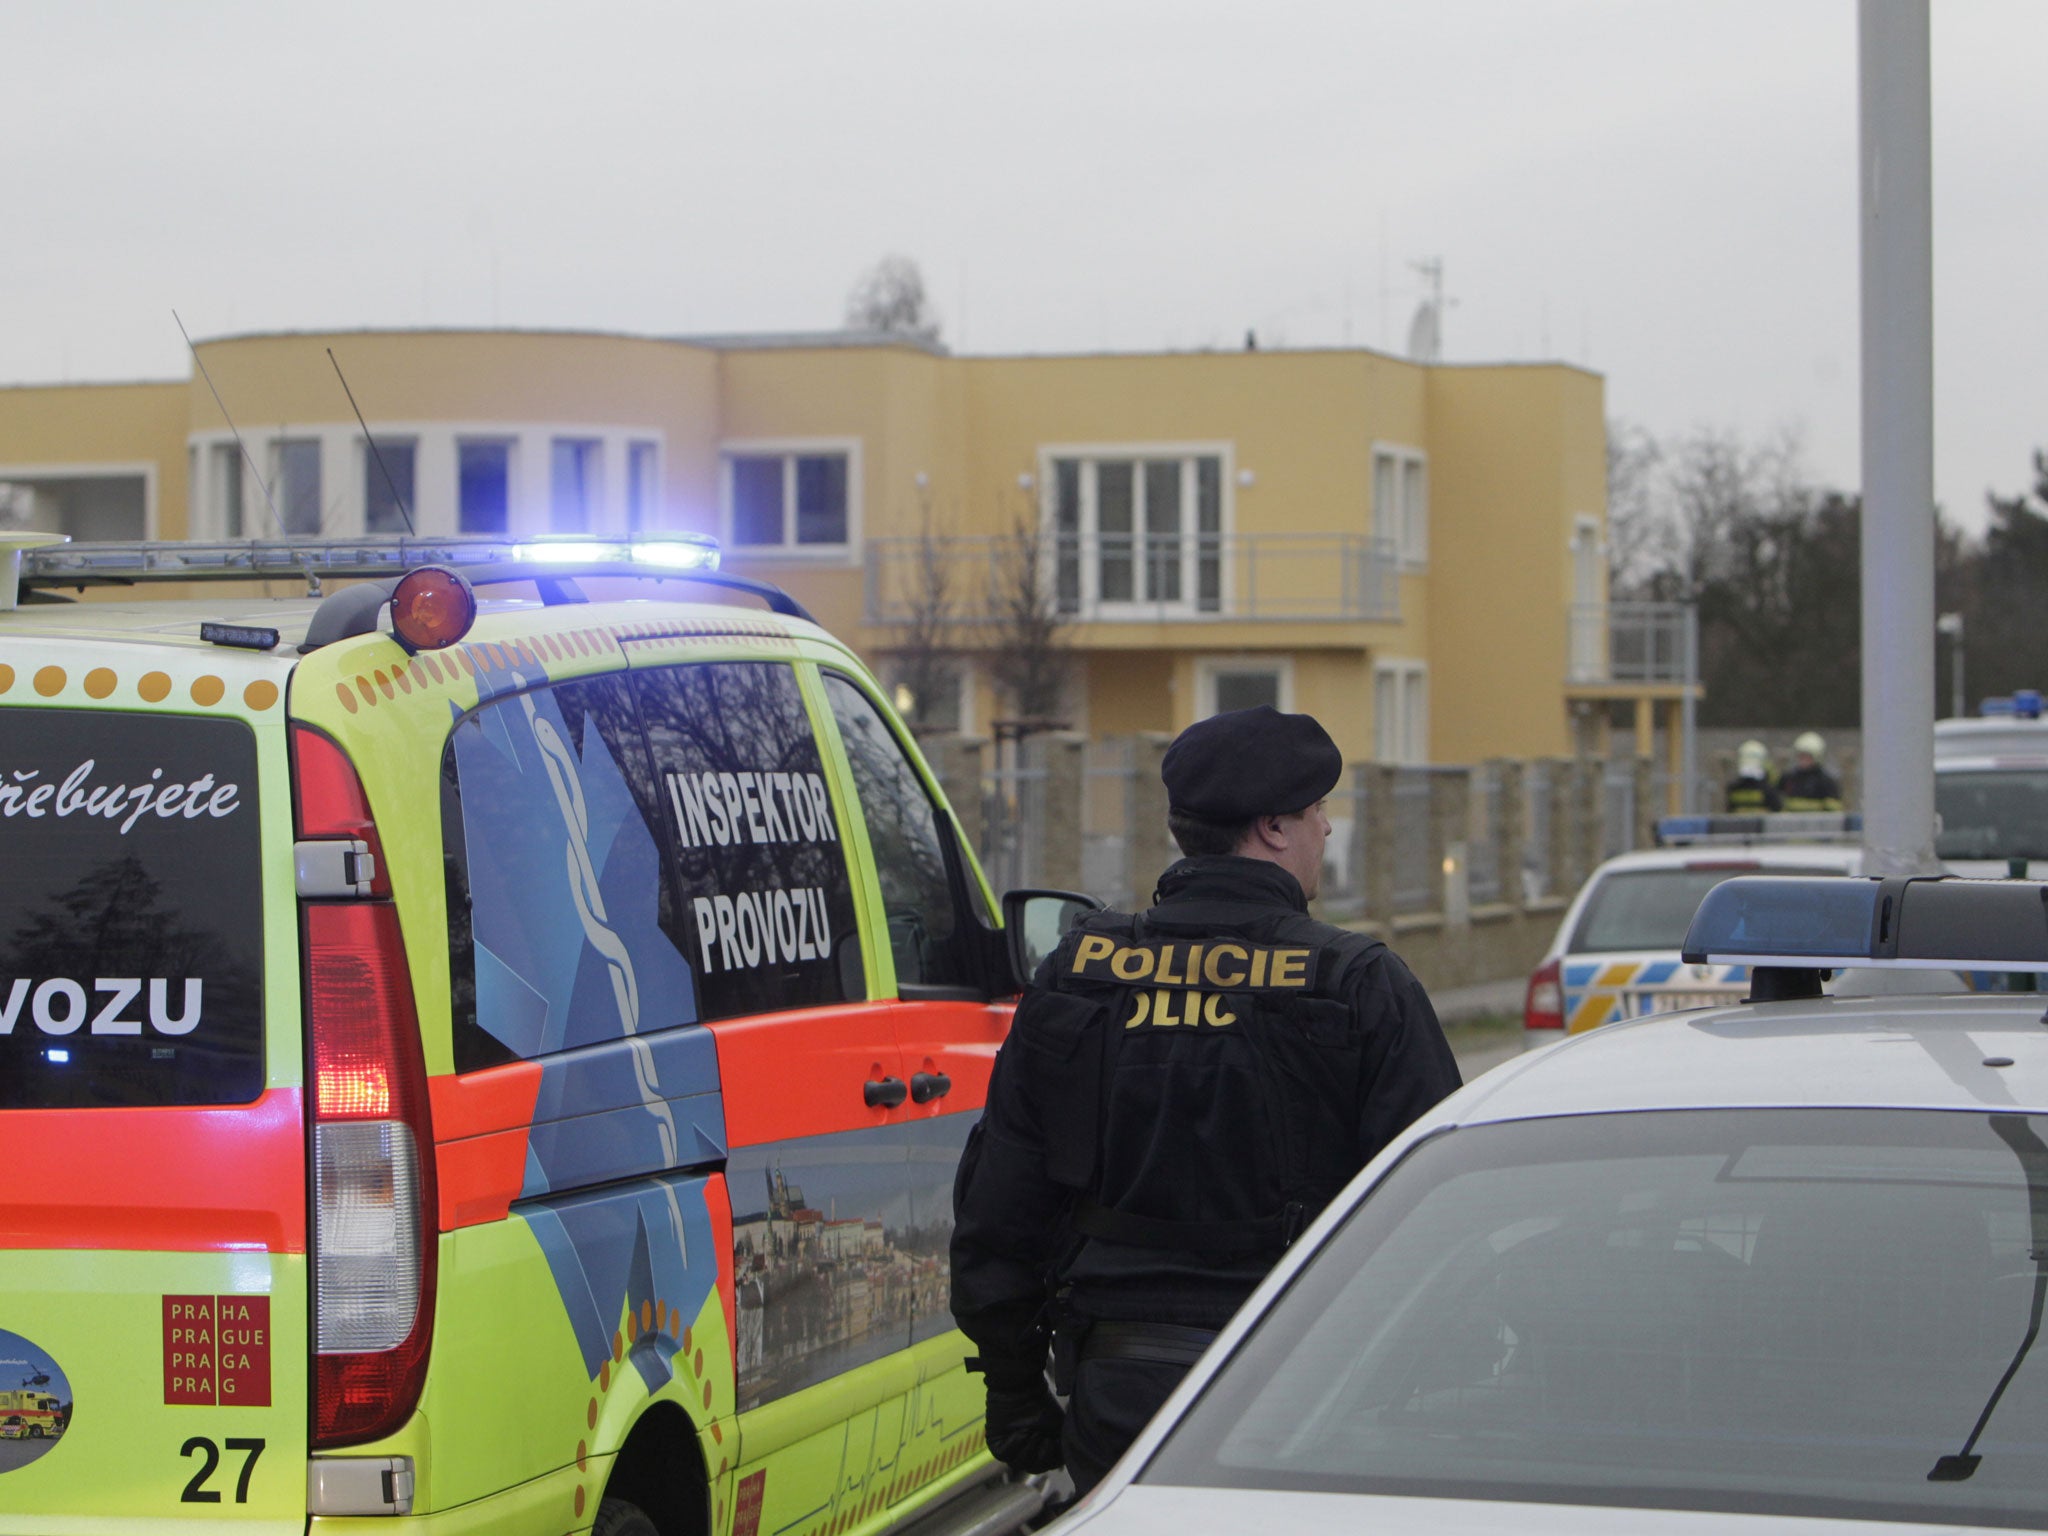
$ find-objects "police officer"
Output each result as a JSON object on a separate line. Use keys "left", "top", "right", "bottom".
{"left": 1726, "top": 739, "right": 1782, "bottom": 814}
{"left": 1779, "top": 731, "right": 1843, "bottom": 812}
{"left": 949, "top": 706, "right": 1461, "bottom": 1494}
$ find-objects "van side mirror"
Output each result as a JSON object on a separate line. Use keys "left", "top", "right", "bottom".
{"left": 1001, "top": 888, "right": 1101, "bottom": 992}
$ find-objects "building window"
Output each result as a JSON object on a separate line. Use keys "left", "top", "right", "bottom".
{"left": 274, "top": 439, "right": 321, "bottom": 536}
{"left": 551, "top": 437, "right": 600, "bottom": 531}
{"left": 1374, "top": 660, "right": 1429, "bottom": 764}
{"left": 211, "top": 442, "right": 243, "bottom": 537}
{"left": 721, "top": 443, "right": 856, "bottom": 554}
{"left": 1047, "top": 448, "right": 1226, "bottom": 617}
{"left": 459, "top": 440, "right": 512, "bottom": 534}
{"left": 363, "top": 437, "right": 416, "bottom": 534}
{"left": 627, "top": 441, "right": 659, "bottom": 530}
{"left": 1373, "top": 446, "right": 1427, "bottom": 569}
{"left": 1197, "top": 656, "right": 1292, "bottom": 719}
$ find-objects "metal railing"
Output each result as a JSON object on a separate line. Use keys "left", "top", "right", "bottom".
{"left": 1568, "top": 601, "right": 1698, "bottom": 685}
{"left": 864, "top": 532, "right": 1401, "bottom": 627}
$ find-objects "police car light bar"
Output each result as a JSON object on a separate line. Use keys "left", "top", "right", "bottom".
{"left": 13, "top": 532, "right": 718, "bottom": 592}
{"left": 1657, "top": 813, "right": 1863, "bottom": 846}
{"left": 1682, "top": 874, "right": 2048, "bottom": 972}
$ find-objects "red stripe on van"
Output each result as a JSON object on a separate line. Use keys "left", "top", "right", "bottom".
{"left": 705, "top": 1171, "right": 736, "bottom": 1370}
{"left": 0, "top": 1088, "right": 306, "bottom": 1253}
{"left": 428, "top": 1062, "right": 542, "bottom": 1230}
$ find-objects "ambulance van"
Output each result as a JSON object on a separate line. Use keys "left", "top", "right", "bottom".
{"left": 0, "top": 533, "right": 1082, "bottom": 1536}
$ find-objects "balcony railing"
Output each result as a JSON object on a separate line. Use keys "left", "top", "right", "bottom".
{"left": 1569, "top": 601, "right": 1698, "bottom": 685}
{"left": 864, "top": 532, "right": 1401, "bottom": 627}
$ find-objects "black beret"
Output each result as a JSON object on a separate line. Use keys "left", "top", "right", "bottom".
{"left": 1162, "top": 705, "right": 1342, "bottom": 821}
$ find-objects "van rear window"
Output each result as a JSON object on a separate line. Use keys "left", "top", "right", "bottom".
{"left": 0, "top": 708, "right": 264, "bottom": 1108}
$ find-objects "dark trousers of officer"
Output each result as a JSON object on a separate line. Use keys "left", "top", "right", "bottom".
{"left": 1058, "top": 1323, "right": 1215, "bottom": 1494}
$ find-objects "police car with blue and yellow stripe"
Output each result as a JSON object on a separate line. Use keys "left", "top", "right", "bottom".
{"left": 1522, "top": 815, "right": 1865, "bottom": 1048}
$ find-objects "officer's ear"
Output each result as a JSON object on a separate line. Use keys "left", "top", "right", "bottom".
{"left": 1246, "top": 813, "right": 1289, "bottom": 854}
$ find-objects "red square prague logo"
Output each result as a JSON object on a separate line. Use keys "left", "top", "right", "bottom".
{"left": 162, "top": 1294, "right": 270, "bottom": 1407}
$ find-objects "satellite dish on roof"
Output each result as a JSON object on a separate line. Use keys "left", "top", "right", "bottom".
{"left": 1406, "top": 301, "right": 1440, "bottom": 363}
{"left": 1407, "top": 256, "right": 1449, "bottom": 362}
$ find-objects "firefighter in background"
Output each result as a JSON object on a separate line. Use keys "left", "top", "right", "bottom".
{"left": 1780, "top": 731, "right": 1844, "bottom": 811}
{"left": 1726, "top": 739, "right": 1782, "bottom": 813}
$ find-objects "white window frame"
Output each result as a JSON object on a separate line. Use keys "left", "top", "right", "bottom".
{"left": 1373, "top": 658, "right": 1429, "bottom": 765}
{"left": 719, "top": 436, "right": 862, "bottom": 562}
{"left": 0, "top": 460, "right": 159, "bottom": 541}
{"left": 1371, "top": 443, "right": 1428, "bottom": 571}
{"left": 626, "top": 439, "right": 661, "bottom": 531}
{"left": 359, "top": 433, "right": 420, "bottom": 536}
{"left": 189, "top": 423, "right": 668, "bottom": 538}
{"left": 1195, "top": 655, "right": 1295, "bottom": 720}
{"left": 1037, "top": 442, "right": 1235, "bottom": 619}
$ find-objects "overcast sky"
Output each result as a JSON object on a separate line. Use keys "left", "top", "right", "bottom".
{"left": 4, "top": 0, "right": 2042, "bottom": 532}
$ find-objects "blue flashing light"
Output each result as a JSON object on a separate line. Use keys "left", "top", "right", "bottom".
{"left": 1683, "top": 876, "right": 1882, "bottom": 966}
{"left": 1685, "top": 874, "right": 2048, "bottom": 972}
{"left": 2017, "top": 689, "right": 2043, "bottom": 720}
{"left": 46, "top": 1048, "right": 70, "bottom": 1064}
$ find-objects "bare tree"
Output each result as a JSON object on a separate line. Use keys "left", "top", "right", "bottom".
{"left": 981, "top": 493, "right": 1070, "bottom": 724}
{"left": 889, "top": 482, "right": 960, "bottom": 733}
{"left": 1605, "top": 419, "right": 1667, "bottom": 597}
{"left": 844, "top": 255, "right": 942, "bottom": 342}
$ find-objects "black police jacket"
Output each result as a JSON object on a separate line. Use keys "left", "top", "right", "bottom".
{"left": 1778, "top": 764, "right": 1843, "bottom": 811}
{"left": 1726, "top": 774, "right": 1783, "bottom": 814}
{"left": 949, "top": 855, "right": 1461, "bottom": 1370}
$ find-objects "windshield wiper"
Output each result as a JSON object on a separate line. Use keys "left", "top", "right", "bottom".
{"left": 1929, "top": 1116, "right": 2048, "bottom": 1482}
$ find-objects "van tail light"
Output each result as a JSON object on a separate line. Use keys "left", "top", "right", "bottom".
{"left": 1525, "top": 958, "right": 1566, "bottom": 1031}
{"left": 298, "top": 730, "right": 436, "bottom": 1449}
{"left": 293, "top": 724, "right": 391, "bottom": 896}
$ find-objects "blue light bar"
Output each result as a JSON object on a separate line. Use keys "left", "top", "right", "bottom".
{"left": 1656, "top": 812, "right": 1862, "bottom": 846}
{"left": 1684, "top": 875, "right": 2048, "bottom": 971}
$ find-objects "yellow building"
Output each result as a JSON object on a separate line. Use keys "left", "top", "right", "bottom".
{"left": 0, "top": 326, "right": 1690, "bottom": 770}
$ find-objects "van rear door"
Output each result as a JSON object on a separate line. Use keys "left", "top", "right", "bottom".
{"left": 0, "top": 686, "right": 306, "bottom": 1531}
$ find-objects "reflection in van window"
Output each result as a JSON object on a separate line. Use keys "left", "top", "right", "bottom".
{"left": 634, "top": 663, "right": 862, "bottom": 1022}
{"left": 443, "top": 675, "right": 698, "bottom": 1070}
{"left": 0, "top": 708, "right": 263, "bottom": 1108}
{"left": 823, "top": 674, "right": 982, "bottom": 992}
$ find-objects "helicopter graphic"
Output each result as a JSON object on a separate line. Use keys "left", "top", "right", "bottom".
{"left": 19, "top": 1370, "right": 49, "bottom": 1388}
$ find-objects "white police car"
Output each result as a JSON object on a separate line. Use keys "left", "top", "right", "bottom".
{"left": 1049, "top": 875, "right": 2048, "bottom": 1534}
{"left": 1523, "top": 815, "right": 1862, "bottom": 1048}
{"left": 1937, "top": 694, "right": 2048, "bottom": 878}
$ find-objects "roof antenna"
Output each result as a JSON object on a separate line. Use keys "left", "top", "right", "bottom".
{"left": 175, "top": 311, "right": 287, "bottom": 541}
{"left": 327, "top": 347, "right": 416, "bottom": 536}
{"left": 173, "top": 311, "right": 318, "bottom": 595}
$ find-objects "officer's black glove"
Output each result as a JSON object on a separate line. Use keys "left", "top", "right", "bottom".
{"left": 983, "top": 1375, "right": 1065, "bottom": 1472}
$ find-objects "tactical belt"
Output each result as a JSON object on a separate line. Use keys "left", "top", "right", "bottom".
{"left": 1078, "top": 1321, "right": 1219, "bottom": 1368}
{"left": 1072, "top": 1195, "right": 1298, "bottom": 1253}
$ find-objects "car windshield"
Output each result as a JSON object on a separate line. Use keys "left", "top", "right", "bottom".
{"left": 1143, "top": 1109, "right": 2048, "bottom": 1528}
{"left": 1936, "top": 770, "right": 2048, "bottom": 862}
{"left": 1568, "top": 865, "right": 1840, "bottom": 953}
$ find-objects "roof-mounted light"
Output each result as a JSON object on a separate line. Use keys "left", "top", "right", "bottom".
{"left": 389, "top": 566, "right": 477, "bottom": 651}
{"left": 1683, "top": 875, "right": 2048, "bottom": 972}
{"left": 1657, "top": 813, "right": 1863, "bottom": 847}
{"left": 15, "top": 532, "right": 723, "bottom": 589}
{"left": 507, "top": 535, "right": 720, "bottom": 572}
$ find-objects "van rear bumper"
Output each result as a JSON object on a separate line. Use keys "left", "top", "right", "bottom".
{"left": 310, "top": 1459, "right": 590, "bottom": 1535}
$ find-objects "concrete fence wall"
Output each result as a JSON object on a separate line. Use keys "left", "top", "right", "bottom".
{"left": 925, "top": 731, "right": 1662, "bottom": 995}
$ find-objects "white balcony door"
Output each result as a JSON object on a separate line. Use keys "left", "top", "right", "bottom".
{"left": 1051, "top": 454, "right": 1223, "bottom": 618}
{"left": 1570, "top": 517, "right": 1604, "bottom": 682}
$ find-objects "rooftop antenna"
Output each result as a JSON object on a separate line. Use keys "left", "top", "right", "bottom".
{"left": 174, "top": 310, "right": 287, "bottom": 542}
{"left": 327, "top": 348, "right": 416, "bottom": 535}
{"left": 1406, "top": 257, "right": 1454, "bottom": 363}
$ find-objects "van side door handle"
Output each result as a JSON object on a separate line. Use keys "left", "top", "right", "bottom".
{"left": 863, "top": 1077, "right": 908, "bottom": 1110}
{"left": 910, "top": 1071, "right": 952, "bottom": 1104}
